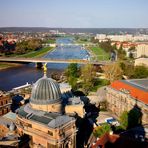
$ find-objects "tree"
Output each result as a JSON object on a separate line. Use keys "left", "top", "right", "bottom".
{"left": 93, "top": 123, "right": 111, "bottom": 137}
{"left": 80, "top": 64, "right": 96, "bottom": 94}
{"left": 15, "top": 41, "right": 26, "bottom": 54}
{"left": 120, "top": 62, "right": 134, "bottom": 78}
{"left": 102, "top": 63, "right": 123, "bottom": 82}
{"left": 15, "top": 38, "right": 42, "bottom": 55}
{"left": 131, "top": 65, "right": 148, "bottom": 79}
{"left": 120, "top": 106, "right": 142, "bottom": 130}
{"left": 99, "top": 40, "right": 114, "bottom": 53}
{"left": 66, "top": 63, "right": 79, "bottom": 78}
{"left": 65, "top": 63, "right": 79, "bottom": 90}
{"left": 117, "top": 44, "right": 126, "bottom": 60}
{"left": 128, "top": 46, "right": 136, "bottom": 52}
{"left": 91, "top": 37, "right": 99, "bottom": 43}
{"left": 2, "top": 41, "right": 16, "bottom": 55}
{"left": 128, "top": 46, "right": 135, "bottom": 59}
{"left": 27, "top": 39, "right": 41, "bottom": 51}
{"left": 119, "top": 111, "right": 128, "bottom": 130}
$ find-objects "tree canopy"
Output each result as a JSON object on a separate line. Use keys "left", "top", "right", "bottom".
{"left": 80, "top": 64, "right": 96, "bottom": 94}
{"left": 93, "top": 123, "right": 111, "bottom": 137}
{"left": 102, "top": 63, "right": 123, "bottom": 82}
{"left": 132, "top": 65, "right": 148, "bottom": 79}
{"left": 119, "top": 107, "right": 142, "bottom": 130}
{"left": 65, "top": 63, "right": 79, "bottom": 90}
{"left": 119, "top": 111, "right": 129, "bottom": 130}
{"left": 65, "top": 64, "right": 98, "bottom": 94}
{"left": 15, "top": 39, "right": 42, "bottom": 54}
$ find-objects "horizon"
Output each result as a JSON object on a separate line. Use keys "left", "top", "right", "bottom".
{"left": 0, "top": 27, "right": 148, "bottom": 29}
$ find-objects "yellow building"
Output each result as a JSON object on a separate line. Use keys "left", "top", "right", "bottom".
{"left": 106, "top": 79, "right": 148, "bottom": 125}
{"left": 136, "top": 44, "right": 148, "bottom": 58}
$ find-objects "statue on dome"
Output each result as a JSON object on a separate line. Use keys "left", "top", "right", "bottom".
{"left": 43, "top": 63, "right": 47, "bottom": 76}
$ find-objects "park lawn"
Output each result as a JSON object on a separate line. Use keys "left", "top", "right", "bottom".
{"left": 46, "top": 39, "right": 56, "bottom": 44}
{"left": 74, "top": 39, "right": 92, "bottom": 44}
{"left": 90, "top": 46, "right": 110, "bottom": 60}
{"left": 18, "top": 47, "right": 53, "bottom": 58}
{"left": 91, "top": 79, "right": 110, "bottom": 92}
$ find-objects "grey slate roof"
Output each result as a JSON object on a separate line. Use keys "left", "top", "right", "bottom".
{"left": 17, "top": 104, "right": 75, "bottom": 129}
{"left": 0, "top": 117, "right": 12, "bottom": 127}
{"left": 121, "top": 79, "right": 148, "bottom": 92}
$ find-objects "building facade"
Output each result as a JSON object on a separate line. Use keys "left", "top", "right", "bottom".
{"left": 106, "top": 79, "right": 148, "bottom": 124}
{"left": 135, "top": 58, "right": 148, "bottom": 66}
{"left": 136, "top": 44, "right": 148, "bottom": 58}
{"left": 16, "top": 68, "right": 77, "bottom": 148}
{"left": 0, "top": 91, "right": 11, "bottom": 116}
{"left": 95, "top": 34, "right": 148, "bottom": 42}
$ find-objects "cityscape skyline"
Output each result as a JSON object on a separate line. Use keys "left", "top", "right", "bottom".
{"left": 0, "top": 0, "right": 148, "bottom": 28}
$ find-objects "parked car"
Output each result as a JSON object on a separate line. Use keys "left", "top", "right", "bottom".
{"left": 105, "top": 117, "right": 120, "bottom": 126}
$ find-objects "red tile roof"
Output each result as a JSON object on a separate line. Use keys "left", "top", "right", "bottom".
{"left": 110, "top": 80, "right": 148, "bottom": 104}
{"left": 91, "top": 133, "right": 119, "bottom": 148}
{"left": 91, "top": 132, "right": 148, "bottom": 148}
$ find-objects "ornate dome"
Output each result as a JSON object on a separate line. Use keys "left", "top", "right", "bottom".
{"left": 30, "top": 76, "right": 61, "bottom": 105}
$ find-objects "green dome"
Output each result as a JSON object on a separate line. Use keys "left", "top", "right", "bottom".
{"left": 30, "top": 76, "right": 61, "bottom": 105}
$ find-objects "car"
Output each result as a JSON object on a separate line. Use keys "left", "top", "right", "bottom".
{"left": 105, "top": 117, "right": 120, "bottom": 126}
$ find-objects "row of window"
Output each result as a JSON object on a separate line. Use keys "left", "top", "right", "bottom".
{"left": 0, "top": 107, "right": 10, "bottom": 115}
{"left": 0, "top": 99, "right": 10, "bottom": 106}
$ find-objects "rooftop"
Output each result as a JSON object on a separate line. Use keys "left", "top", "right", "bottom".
{"left": 110, "top": 79, "right": 148, "bottom": 104}
{"left": 3, "top": 111, "right": 16, "bottom": 121}
{"left": 124, "top": 79, "right": 148, "bottom": 92}
{"left": 0, "top": 117, "right": 12, "bottom": 127}
{"left": 30, "top": 76, "right": 61, "bottom": 105}
{"left": 17, "top": 104, "right": 75, "bottom": 128}
{"left": 91, "top": 132, "right": 148, "bottom": 148}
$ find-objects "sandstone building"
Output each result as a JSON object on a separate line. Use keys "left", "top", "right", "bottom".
{"left": 16, "top": 65, "right": 78, "bottom": 148}
{"left": 0, "top": 91, "right": 11, "bottom": 116}
{"left": 106, "top": 79, "right": 148, "bottom": 124}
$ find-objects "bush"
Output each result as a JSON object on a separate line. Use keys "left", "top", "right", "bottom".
{"left": 93, "top": 123, "right": 111, "bottom": 137}
{"left": 119, "top": 111, "right": 128, "bottom": 130}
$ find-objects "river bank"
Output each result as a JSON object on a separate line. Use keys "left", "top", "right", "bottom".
{"left": 17, "top": 47, "right": 54, "bottom": 58}
{"left": 0, "top": 37, "right": 91, "bottom": 91}
{"left": 0, "top": 47, "right": 54, "bottom": 70}
{"left": 0, "top": 62, "right": 25, "bottom": 70}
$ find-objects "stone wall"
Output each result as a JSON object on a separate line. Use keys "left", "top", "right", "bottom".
{"left": 106, "top": 87, "right": 148, "bottom": 124}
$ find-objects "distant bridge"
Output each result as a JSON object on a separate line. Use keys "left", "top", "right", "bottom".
{"left": 42, "top": 43, "right": 96, "bottom": 47}
{"left": 0, "top": 57, "right": 113, "bottom": 65}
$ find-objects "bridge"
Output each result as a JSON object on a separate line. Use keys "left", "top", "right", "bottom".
{"left": 42, "top": 43, "right": 96, "bottom": 47}
{"left": 0, "top": 57, "right": 113, "bottom": 66}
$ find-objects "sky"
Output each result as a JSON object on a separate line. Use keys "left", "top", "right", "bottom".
{"left": 0, "top": 0, "right": 148, "bottom": 28}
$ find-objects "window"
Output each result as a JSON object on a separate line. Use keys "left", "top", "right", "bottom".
{"left": 48, "top": 130, "right": 53, "bottom": 136}
{"left": 27, "top": 124, "right": 32, "bottom": 128}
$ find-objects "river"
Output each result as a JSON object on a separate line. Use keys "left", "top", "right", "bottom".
{"left": 0, "top": 38, "right": 90, "bottom": 91}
